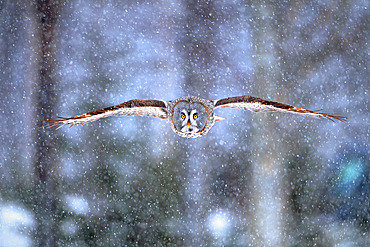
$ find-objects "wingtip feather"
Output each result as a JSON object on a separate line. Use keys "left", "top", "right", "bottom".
{"left": 324, "top": 114, "right": 347, "bottom": 122}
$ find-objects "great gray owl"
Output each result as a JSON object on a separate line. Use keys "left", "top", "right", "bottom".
{"left": 43, "top": 95, "right": 346, "bottom": 138}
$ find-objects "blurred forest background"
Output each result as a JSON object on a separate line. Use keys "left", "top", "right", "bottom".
{"left": 0, "top": 0, "right": 368, "bottom": 246}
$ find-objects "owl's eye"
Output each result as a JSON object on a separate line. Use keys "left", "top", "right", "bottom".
{"left": 181, "top": 113, "right": 186, "bottom": 119}
{"left": 193, "top": 114, "right": 198, "bottom": 120}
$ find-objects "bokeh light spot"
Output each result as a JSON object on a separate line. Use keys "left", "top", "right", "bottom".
{"left": 208, "top": 210, "right": 231, "bottom": 238}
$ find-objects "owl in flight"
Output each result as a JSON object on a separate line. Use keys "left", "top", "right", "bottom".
{"left": 43, "top": 95, "right": 346, "bottom": 138}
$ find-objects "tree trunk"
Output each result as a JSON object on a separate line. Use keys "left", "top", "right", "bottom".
{"left": 31, "top": 0, "right": 62, "bottom": 245}
{"left": 247, "top": 2, "right": 287, "bottom": 246}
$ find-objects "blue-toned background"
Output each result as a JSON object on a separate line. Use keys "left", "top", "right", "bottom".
{"left": 0, "top": 0, "right": 368, "bottom": 246}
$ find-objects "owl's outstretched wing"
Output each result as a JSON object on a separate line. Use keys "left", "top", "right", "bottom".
{"left": 214, "top": 95, "right": 347, "bottom": 122}
{"left": 42, "top": 99, "right": 168, "bottom": 128}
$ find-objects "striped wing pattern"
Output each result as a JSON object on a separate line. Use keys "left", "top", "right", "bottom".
{"left": 215, "top": 95, "right": 347, "bottom": 122}
{"left": 42, "top": 99, "right": 168, "bottom": 129}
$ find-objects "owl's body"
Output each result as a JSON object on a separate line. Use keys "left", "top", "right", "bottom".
{"left": 43, "top": 95, "right": 346, "bottom": 138}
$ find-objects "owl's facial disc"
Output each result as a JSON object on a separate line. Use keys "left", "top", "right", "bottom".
{"left": 180, "top": 109, "right": 199, "bottom": 133}
{"left": 172, "top": 100, "right": 208, "bottom": 137}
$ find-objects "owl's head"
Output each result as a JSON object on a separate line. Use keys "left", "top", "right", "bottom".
{"left": 169, "top": 96, "right": 214, "bottom": 138}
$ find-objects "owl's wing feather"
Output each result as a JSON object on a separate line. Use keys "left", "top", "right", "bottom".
{"left": 42, "top": 99, "right": 168, "bottom": 128}
{"left": 214, "top": 95, "right": 347, "bottom": 122}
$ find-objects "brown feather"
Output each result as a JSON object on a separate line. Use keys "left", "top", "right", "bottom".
{"left": 42, "top": 99, "right": 168, "bottom": 128}
{"left": 215, "top": 95, "right": 347, "bottom": 122}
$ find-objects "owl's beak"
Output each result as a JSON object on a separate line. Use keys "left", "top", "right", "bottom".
{"left": 187, "top": 121, "right": 191, "bottom": 128}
